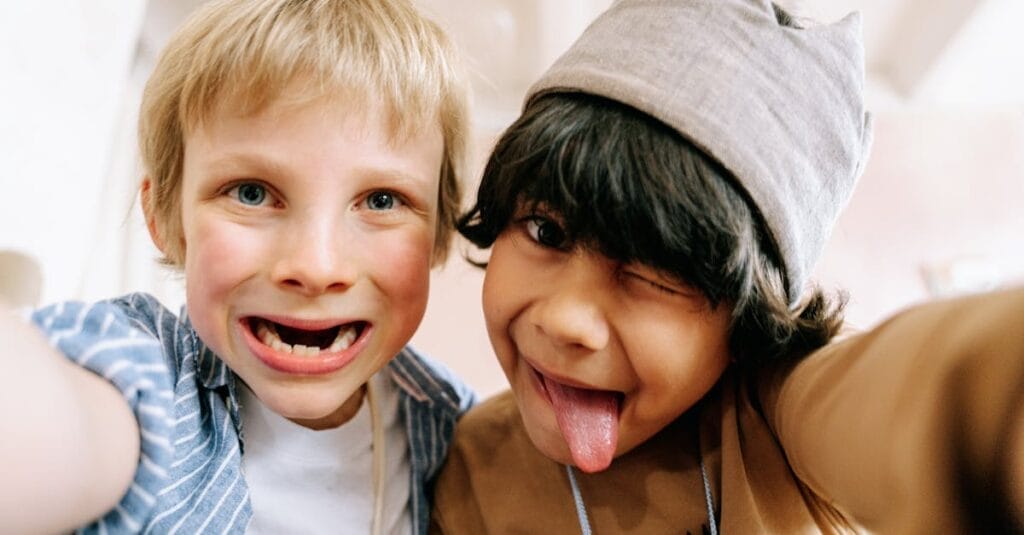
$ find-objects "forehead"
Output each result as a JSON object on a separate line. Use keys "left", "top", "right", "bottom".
{"left": 182, "top": 93, "right": 444, "bottom": 186}
{"left": 192, "top": 79, "right": 411, "bottom": 138}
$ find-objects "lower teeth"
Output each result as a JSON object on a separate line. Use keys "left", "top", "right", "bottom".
{"left": 255, "top": 320, "right": 357, "bottom": 356}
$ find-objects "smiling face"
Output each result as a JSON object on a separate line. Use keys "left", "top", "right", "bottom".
{"left": 482, "top": 210, "right": 733, "bottom": 471}
{"left": 150, "top": 94, "right": 443, "bottom": 429}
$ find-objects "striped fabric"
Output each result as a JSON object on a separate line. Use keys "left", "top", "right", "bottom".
{"left": 31, "top": 293, "right": 476, "bottom": 534}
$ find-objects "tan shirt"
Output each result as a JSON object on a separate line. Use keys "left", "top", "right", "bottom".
{"left": 431, "top": 288, "right": 1024, "bottom": 534}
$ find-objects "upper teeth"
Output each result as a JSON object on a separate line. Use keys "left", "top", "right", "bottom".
{"left": 256, "top": 322, "right": 358, "bottom": 357}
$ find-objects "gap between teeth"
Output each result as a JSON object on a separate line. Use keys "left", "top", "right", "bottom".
{"left": 256, "top": 322, "right": 357, "bottom": 356}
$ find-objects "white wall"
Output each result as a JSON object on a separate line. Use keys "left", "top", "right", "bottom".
{"left": 816, "top": 108, "right": 1024, "bottom": 329}
{"left": 0, "top": 1, "right": 157, "bottom": 306}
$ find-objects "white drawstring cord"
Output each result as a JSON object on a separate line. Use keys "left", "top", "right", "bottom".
{"left": 368, "top": 381, "right": 385, "bottom": 535}
{"left": 566, "top": 465, "right": 592, "bottom": 535}
{"left": 566, "top": 456, "right": 717, "bottom": 534}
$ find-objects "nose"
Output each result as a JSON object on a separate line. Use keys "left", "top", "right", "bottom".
{"left": 531, "top": 255, "right": 611, "bottom": 352}
{"left": 271, "top": 214, "right": 357, "bottom": 296}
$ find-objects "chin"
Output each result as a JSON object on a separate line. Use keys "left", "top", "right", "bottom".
{"left": 261, "top": 383, "right": 348, "bottom": 418}
{"left": 518, "top": 409, "right": 572, "bottom": 465}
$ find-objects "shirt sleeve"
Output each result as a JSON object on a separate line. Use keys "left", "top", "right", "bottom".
{"left": 32, "top": 299, "right": 175, "bottom": 533}
{"left": 765, "top": 287, "right": 1024, "bottom": 532}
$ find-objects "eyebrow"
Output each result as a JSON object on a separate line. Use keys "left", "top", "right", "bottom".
{"left": 204, "top": 152, "right": 436, "bottom": 190}
{"left": 204, "top": 152, "right": 289, "bottom": 178}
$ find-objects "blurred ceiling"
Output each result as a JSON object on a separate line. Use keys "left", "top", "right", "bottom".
{"left": 793, "top": 0, "right": 1023, "bottom": 109}
{"left": 415, "top": 0, "right": 1024, "bottom": 127}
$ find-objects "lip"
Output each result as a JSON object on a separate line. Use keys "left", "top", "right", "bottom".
{"left": 522, "top": 355, "right": 600, "bottom": 390}
{"left": 521, "top": 354, "right": 621, "bottom": 405}
{"left": 525, "top": 362, "right": 553, "bottom": 405}
{"left": 255, "top": 314, "right": 355, "bottom": 331}
{"left": 239, "top": 316, "right": 372, "bottom": 375}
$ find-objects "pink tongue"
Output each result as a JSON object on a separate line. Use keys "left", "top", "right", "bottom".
{"left": 545, "top": 377, "right": 620, "bottom": 473}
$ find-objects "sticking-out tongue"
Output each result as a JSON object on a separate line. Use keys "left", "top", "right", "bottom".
{"left": 545, "top": 376, "right": 620, "bottom": 473}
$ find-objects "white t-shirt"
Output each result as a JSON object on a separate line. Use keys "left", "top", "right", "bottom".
{"left": 239, "top": 372, "right": 412, "bottom": 534}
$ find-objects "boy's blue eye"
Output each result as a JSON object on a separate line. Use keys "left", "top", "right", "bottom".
{"left": 367, "top": 191, "right": 397, "bottom": 211}
{"left": 525, "top": 217, "right": 568, "bottom": 249}
{"left": 234, "top": 183, "right": 267, "bottom": 206}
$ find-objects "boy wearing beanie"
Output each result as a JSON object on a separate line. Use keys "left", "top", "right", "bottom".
{"left": 431, "top": 1, "right": 1024, "bottom": 532}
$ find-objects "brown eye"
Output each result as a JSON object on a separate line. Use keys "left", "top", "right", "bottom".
{"left": 525, "top": 217, "right": 568, "bottom": 249}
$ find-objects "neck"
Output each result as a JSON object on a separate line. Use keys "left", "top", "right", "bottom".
{"left": 289, "top": 384, "right": 367, "bottom": 430}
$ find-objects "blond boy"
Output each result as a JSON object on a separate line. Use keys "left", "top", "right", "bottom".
{"left": 0, "top": 0, "right": 474, "bottom": 532}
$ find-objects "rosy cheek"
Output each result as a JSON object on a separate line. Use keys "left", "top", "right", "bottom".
{"left": 183, "top": 216, "right": 269, "bottom": 328}
{"left": 371, "top": 230, "right": 433, "bottom": 305}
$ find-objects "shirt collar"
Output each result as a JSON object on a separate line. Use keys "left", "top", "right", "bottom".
{"left": 180, "top": 309, "right": 243, "bottom": 438}
{"left": 176, "top": 306, "right": 234, "bottom": 390}
{"left": 386, "top": 347, "right": 466, "bottom": 413}
{"left": 192, "top": 336, "right": 233, "bottom": 390}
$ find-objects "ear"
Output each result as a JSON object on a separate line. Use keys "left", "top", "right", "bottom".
{"left": 140, "top": 177, "right": 166, "bottom": 254}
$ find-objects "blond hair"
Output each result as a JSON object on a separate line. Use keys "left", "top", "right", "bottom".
{"left": 139, "top": 0, "right": 469, "bottom": 266}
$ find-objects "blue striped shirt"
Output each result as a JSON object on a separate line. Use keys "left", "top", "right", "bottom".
{"left": 31, "top": 293, "right": 476, "bottom": 534}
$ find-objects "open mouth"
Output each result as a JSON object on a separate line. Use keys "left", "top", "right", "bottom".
{"left": 246, "top": 317, "right": 368, "bottom": 357}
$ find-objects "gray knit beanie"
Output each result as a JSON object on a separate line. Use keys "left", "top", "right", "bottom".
{"left": 526, "top": 0, "right": 873, "bottom": 307}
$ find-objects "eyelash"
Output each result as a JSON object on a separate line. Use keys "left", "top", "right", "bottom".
{"left": 622, "top": 270, "right": 683, "bottom": 296}
{"left": 362, "top": 190, "right": 406, "bottom": 211}
{"left": 521, "top": 215, "right": 570, "bottom": 250}
{"left": 517, "top": 211, "right": 690, "bottom": 298}
{"left": 222, "top": 183, "right": 409, "bottom": 212}
{"left": 520, "top": 216, "right": 677, "bottom": 291}
{"left": 225, "top": 181, "right": 276, "bottom": 207}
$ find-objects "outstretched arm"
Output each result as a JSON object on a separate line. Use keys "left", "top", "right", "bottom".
{"left": 0, "top": 305, "right": 139, "bottom": 533}
{"left": 767, "top": 287, "right": 1024, "bottom": 532}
